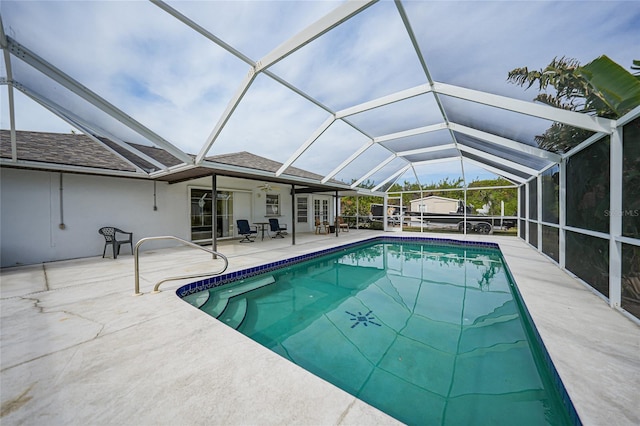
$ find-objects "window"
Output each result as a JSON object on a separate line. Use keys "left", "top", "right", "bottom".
{"left": 297, "top": 197, "right": 308, "bottom": 223}
{"left": 190, "top": 188, "right": 212, "bottom": 241}
{"left": 314, "top": 198, "right": 329, "bottom": 223}
{"left": 266, "top": 194, "right": 279, "bottom": 216}
{"left": 314, "top": 199, "right": 321, "bottom": 222}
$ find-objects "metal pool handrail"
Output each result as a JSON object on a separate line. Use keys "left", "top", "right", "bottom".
{"left": 133, "top": 236, "right": 228, "bottom": 296}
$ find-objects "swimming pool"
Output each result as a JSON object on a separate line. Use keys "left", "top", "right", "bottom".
{"left": 178, "top": 237, "right": 579, "bottom": 425}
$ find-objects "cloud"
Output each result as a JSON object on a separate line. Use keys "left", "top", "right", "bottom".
{"left": 405, "top": 1, "right": 640, "bottom": 98}
{"left": 1, "top": 0, "right": 637, "bottom": 185}
{"left": 1, "top": 89, "right": 79, "bottom": 133}
{"left": 294, "top": 120, "right": 371, "bottom": 177}
{"left": 334, "top": 143, "right": 399, "bottom": 184}
{"left": 346, "top": 93, "right": 444, "bottom": 138}
{"left": 268, "top": 0, "right": 426, "bottom": 111}
{"left": 209, "top": 73, "right": 331, "bottom": 160}
{"left": 2, "top": 1, "right": 253, "bottom": 152}
{"left": 166, "top": 0, "right": 341, "bottom": 61}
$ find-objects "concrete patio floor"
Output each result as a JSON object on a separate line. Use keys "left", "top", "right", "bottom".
{"left": 1, "top": 230, "right": 638, "bottom": 425}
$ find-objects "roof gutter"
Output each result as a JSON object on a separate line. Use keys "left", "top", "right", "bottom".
{"left": 0, "top": 158, "right": 147, "bottom": 178}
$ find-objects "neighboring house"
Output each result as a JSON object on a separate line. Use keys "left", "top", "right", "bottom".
{"left": 409, "top": 196, "right": 459, "bottom": 214}
{"left": 0, "top": 130, "right": 344, "bottom": 267}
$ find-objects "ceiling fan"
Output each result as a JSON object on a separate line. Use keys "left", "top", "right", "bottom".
{"left": 257, "top": 183, "right": 280, "bottom": 192}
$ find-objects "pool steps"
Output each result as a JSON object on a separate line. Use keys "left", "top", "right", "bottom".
{"left": 219, "top": 298, "right": 248, "bottom": 329}
{"left": 199, "top": 275, "right": 276, "bottom": 327}
{"left": 182, "top": 291, "right": 210, "bottom": 309}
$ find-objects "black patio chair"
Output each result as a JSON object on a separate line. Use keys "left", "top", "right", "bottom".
{"left": 98, "top": 227, "right": 133, "bottom": 259}
{"left": 237, "top": 219, "right": 257, "bottom": 243}
{"left": 269, "top": 218, "right": 287, "bottom": 238}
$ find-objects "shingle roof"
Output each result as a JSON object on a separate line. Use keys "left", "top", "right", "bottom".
{"left": 0, "top": 130, "right": 136, "bottom": 171}
{"left": 205, "top": 151, "right": 328, "bottom": 182}
{"left": 98, "top": 137, "right": 184, "bottom": 171}
{"left": 0, "top": 130, "right": 343, "bottom": 186}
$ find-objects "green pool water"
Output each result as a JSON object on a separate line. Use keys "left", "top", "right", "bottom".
{"left": 191, "top": 242, "right": 573, "bottom": 425}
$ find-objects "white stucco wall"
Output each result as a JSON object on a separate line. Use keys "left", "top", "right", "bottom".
{"left": 0, "top": 169, "right": 335, "bottom": 267}
{"left": 0, "top": 168, "right": 189, "bottom": 267}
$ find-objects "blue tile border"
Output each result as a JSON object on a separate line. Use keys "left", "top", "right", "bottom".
{"left": 501, "top": 261, "right": 582, "bottom": 426}
{"left": 175, "top": 235, "right": 580, "bottom": 424}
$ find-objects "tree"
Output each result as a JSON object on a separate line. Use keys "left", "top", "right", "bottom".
{"left": 508, "top": 55, "right": 640, "bottom": 153}
{"left": 354, "top": 177, "right": 517, "bottom": 217}
{"left": 340, "top": 179, "right": 382, "bottom": 219}
{"left": 467, "top": 178, "right": 517, "bottom": 216}
{"left": 387, "top": 178, "right": 464, "bottom": 208}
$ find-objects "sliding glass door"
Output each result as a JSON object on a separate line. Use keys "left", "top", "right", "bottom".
{"left": 190, "top": 188, "right": 233, "bottom": 242}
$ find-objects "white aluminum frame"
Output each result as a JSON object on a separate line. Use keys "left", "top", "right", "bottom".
{"left": 5, "top": 37, "right": 193, "bottom": 165}
{"left": 2, "top": 0, "right": 626, "bottom": 193}
{"left": 517, "top": 107, "right": 640, "bottom": 322}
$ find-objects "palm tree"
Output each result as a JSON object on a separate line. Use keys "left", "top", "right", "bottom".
{"left": 508, "top": 55, "right": 640, "bottom": 153}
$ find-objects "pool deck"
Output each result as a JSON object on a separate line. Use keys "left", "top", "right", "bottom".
{"left": 1, "top": 230, "right": 638, "bottom": 425}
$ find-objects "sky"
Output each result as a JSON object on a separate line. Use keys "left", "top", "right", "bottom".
{"left": 1, "top": 0, "right": 638, "bottom": 188}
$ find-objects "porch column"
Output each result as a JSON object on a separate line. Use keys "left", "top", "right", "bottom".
{"left": 335, "top": 190, "right": 339, "bottom": 237}
{"left": 383, "top": 193, "right": 388, "bottom": 232}
{"left": 212, "top": 174, "right": 217, "bottom": 259}
{"left": 559, "top": 160, "right": 566, "bottom": 268}
{"left": 463, "top": 185, "right": 468, "bottom": 236}
{"left": 291, "top": 185, "right": 296, "bottom": 245}
{"left": 609, "top": 126, "right": 623, "bottom": 308}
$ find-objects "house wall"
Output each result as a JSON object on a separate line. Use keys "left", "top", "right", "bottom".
{"left": 0, "top": 168, "right": 188, "bottom": 267}
{"left": 0, "top": 168, "right": 335, "bottom": 267}
{"left": 248, "top": 189, "right": 333, "bottom": 233}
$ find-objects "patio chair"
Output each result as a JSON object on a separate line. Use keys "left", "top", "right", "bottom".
{"left": 338, "top": 217, "right": 349, "bottom": 232}
{"left": 269, "top": 218, "right": 287, "bottom": 238}
{"left": 315, "top": 218, "right": 326, "bottom": 234}
{"left": 98, "top": 227, "right": 133, "bottom": 259}
{"left": 237, "top": 219, "right": 257, "bottom": 243}
{"left": 324, "top": 220, "right": 332, "bottom": 234}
